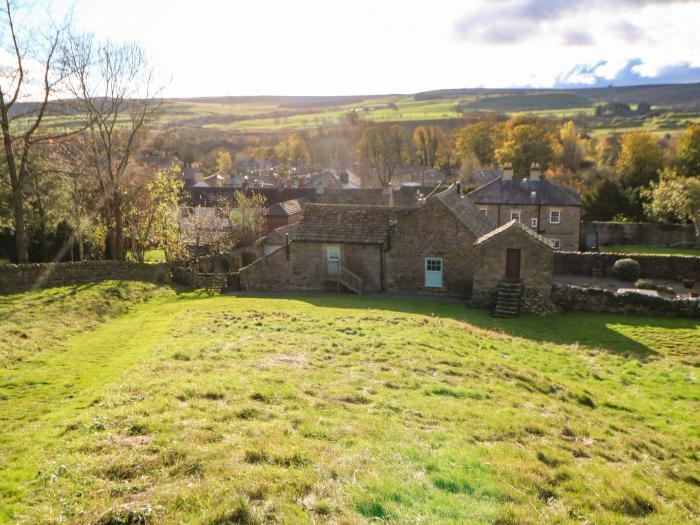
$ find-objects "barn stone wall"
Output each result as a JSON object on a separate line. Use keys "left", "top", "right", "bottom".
{"left": 384, "top": 199, "right": 478, "bottom": 295}
{"left": 472, "top": 228, "right": 554, "bottom": 312}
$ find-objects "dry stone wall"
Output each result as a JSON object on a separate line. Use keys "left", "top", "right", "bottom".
{"left": 582, "top": 221, "right": 698, "bottom": 247}
{"left": 0, "top": 261, "right": 171, "bottom": 294}
{"left": 554, "top": 251, "right": 700, "bottom": 280}
{"left": 552, "top": 282, "right": 700, "bottom": 318}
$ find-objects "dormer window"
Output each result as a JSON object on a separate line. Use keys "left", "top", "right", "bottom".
{"left": 530, "top": 191, "right": 537, "bottom": 199}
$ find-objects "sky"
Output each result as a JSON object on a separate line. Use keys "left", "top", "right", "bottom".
{"left": 48, "top": 0, "right": 700, "bottom": 97}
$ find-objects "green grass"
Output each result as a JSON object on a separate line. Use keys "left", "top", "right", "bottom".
{"left": 1, "top": 285, "right": 698, "bottom": 524}
{"left": 125, "top": 249, "right": 167, "bottom": 263}
{"left": 0, "top": 258, "right": 9, "bottom": 265}
{"left": 602, "top": 245, "right": 700, "bottom": 256}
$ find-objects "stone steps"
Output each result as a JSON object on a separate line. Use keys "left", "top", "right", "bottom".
{"left": 493, "top": 280, "right": 524, "bottom": 318}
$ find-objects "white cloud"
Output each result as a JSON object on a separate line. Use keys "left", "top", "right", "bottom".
{"left": 53, "top": 0, "right": 700, "bottom": 95}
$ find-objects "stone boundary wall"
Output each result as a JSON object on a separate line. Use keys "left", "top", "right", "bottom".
{"left": 582, "top": 221, "right": 698, "bottom": 247}
{"left": 552, "top": 283, "right": 700, "bottom": 318}
{"left": 0, "top": 261, "right": 171, "bottom": 294}
{"left": 554, "top": 251, "right": 700, "bottom": 280}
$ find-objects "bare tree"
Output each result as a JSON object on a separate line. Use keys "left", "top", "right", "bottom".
{"left": 0, "top": 0, "right": 71, "bottom": 262}
{"left": 358, "top": 124, "right": 409, "bottom": 190}
{"left": 62, "top": 33, "right": 162, "bottom": 260}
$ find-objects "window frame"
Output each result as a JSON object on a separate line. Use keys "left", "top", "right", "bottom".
{"left": 531, "top": 217, "right": 538, "bottom": 229}
{"left": 552, "top": 239, "right": 561, "bottom": 249}
{"left": 479, "top": 207, "right": 488, "bottom": 216}
{"left": 510, "top": 210, "right": 521, "bottom": 223}
{"left": 549, "top": 209, "right": 561, "bottom": 224}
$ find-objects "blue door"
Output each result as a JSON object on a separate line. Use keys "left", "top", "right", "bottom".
{"left": 425, "top": 257, "right": 443, "bottom": 288}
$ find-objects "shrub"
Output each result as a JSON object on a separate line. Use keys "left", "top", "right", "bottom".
{"left": 612, "top": 258, "right": 641, "bottom": 281}
{"left": 634, "top": 278, "right": 656, "bottom": 290}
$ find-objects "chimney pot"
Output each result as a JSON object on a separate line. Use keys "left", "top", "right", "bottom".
{"left": 530, "top": 162, "right": 541, "bottom": 181}
{"left": 502, "top": 163, "right": 513, "bottom": 181}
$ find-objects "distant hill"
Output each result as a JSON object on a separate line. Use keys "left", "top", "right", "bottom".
{"left": 416, "top": 83, "right": 700, "bottom": 108}
{"left": 462, "top": 92, "right": 593, "bottom": 112}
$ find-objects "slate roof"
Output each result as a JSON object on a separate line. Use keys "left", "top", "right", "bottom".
{"left": 469, "top": 167, "right": 502, "bottom": 185}
{"left": 267, "top": 198, "right": 305, "bottom": 217}
{"left": 433, "top": 186, "right": 496, "bottom": 238}
{"left": 467, "top": 176, "right": 582, "bottom": 206}
{"left": 474, "top": 219, "right": 554, "bottom": 248}
{"left": 293, "top": 204, "right": 391, "bottom": 244}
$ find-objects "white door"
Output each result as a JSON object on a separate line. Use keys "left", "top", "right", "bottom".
{"left": 425, "top": 257, "right": 443, "bottom": 288}
{"left": 326, "top": 245, "right": 341, "bottom": 274}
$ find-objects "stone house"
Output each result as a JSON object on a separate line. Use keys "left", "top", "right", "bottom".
{"left": 239, "top": 185, "right": 555, "bottom": 313}
{"left": 467, "top": 163, "right": 582, "bottom": 251}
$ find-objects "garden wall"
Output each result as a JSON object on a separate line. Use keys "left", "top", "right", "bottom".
{"left": 552, "top": 283, "right": 700, "bottom": 318}
{"left": 582, "top": 221, "right": 698, "bottom": 247}
{"left": 0, "top": 261, "right": 171, "bottom": 294}
{"left": 554, "top": 251, "right": 700, "bottom": 280}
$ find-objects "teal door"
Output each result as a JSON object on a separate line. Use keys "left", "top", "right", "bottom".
{"left": 425, "top": 257, "right": 443, "bottom": 288}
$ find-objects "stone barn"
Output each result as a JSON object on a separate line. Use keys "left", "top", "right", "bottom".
{"left": 238, "top": 184, "right": 556, "bottom": 315}
{"left": 472, "top": 220, "right": 555, "bottom": 315}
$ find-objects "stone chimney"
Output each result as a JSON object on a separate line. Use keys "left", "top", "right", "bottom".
{"left": 530, "top": 162, "right": 541, "bottom": 181}
{"left": 194, "top": 170, "right": 203, "bottom": 183}
{"left": 502, "top": 163, "right": 513, "bottom": 181}
{"left": 339, "top": 170, "right": 349, "bottom": 184}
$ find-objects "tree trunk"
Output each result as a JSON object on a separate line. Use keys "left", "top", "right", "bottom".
{"left": 12, "top": 190, "right": 28, "bottom": 263}
{"left": 114, "top": 194, "right": 124, "bottom": 261}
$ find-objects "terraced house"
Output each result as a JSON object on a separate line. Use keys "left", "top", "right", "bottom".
{"left": 239, "top": 184, "right": 556, "bottom": 315}
{"left": 467, "top": 163, "right": 582, "bottom": 250}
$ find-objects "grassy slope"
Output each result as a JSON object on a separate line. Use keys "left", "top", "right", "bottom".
{"left": 0, "top": 286, "right": 698, "bottom": 524}
{"left": 601, "top": 245, "right": 700, "bottom": 256}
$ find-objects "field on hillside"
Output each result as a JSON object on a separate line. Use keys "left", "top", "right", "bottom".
{"left": 1, "top": 283, "right": 699, "bottom": 524}
{"left": 155, "top": 90, "right": 700, "bottom": 134}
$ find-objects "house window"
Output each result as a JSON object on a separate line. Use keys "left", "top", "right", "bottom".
{"left": 479, "top": 207, "right": 488, "bottom": 216}
{"left": 531, "top": 217, "right": 538, "bottom": 228}
{"left": 552, "top": 239, "right": 561, "bottom": 249}
{"left": 510, "top": 210, "right": 521, "bottom": 222}
{"left": 549, "top": 210, "right": 561, "bottom": 224}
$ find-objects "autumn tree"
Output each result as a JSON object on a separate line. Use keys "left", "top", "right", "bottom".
{"left": 357, "top": 124, "right": 408, "bottom": 189}
{"left": 276, "top": 133, "right": 310, "bottom": 165}
{"left": 217, "top": 150, "right": 233, "bottom": 174}
{"left": 123, "top": 168, "right": 184, "bottom": 263}
{"left": 676, "top": 125, "right": 700, "bottom": 178}
{"left": 454, "top": 122, "right": 495, "bottom": 166}
{"left": 615, "top": 131, "right": 663, "bottom": 219}
{"left": 615, "top": 131, "right": 663, "bottom": 189}
{"left": 557, "top": 121, "right": 585, "bottom": 172}
{"left": 644, "top": 169, "right": 700, "bottom": 238}
{"left": 495, "top": 121, "right": 554, "bottom": 178}
{"left": 228, "top": 190, "right": 267, "bottom": 247}
{"left": 62, "top": 34, "right": 162, "bottom": 260}
{"left": 0, "top": 0, "right": 73, "bottom": 262}
{"left": 412, "top": 126, "right": 444, "bottom": 168}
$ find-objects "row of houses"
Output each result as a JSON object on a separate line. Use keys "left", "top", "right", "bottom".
{"left": 182, "top": 162, "right": 583, "bottom": 256}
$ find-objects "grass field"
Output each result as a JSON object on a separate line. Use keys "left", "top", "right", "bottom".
{"left": 602, "top": 245, "right": 700, "bottom": 256}
{"left": 155, "top": 91, "right": 700, "bottom": 135}
{"left": 1, "top": 283, "right": 699, "bottom": 524}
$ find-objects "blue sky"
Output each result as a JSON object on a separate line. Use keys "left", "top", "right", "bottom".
{"left": 56, "top": 0, "right": 700, "bottom": 97}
